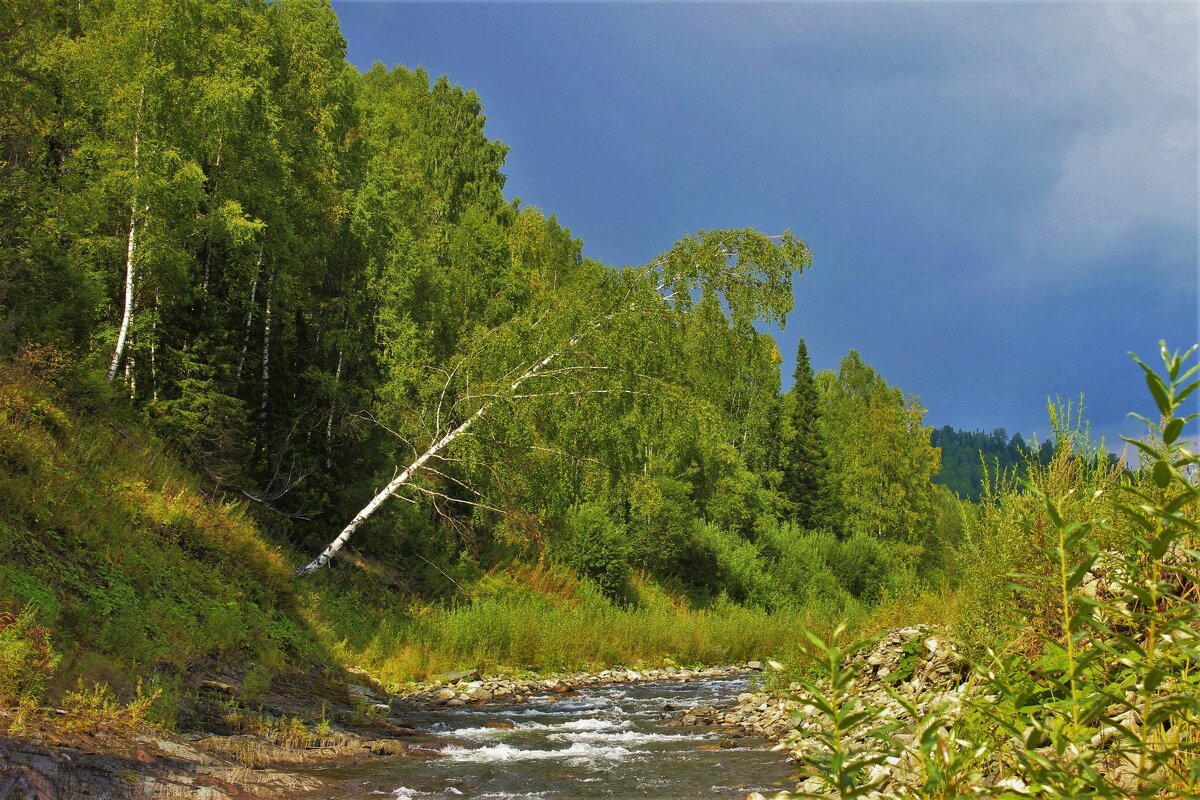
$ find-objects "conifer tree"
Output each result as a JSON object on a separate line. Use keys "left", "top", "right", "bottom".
{"left": 781, "top": 337, "right": 829, "bottom": 529}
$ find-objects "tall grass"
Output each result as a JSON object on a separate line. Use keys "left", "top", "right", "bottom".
{"left": 298, "top": 559, "right": 864, "bottom": 688}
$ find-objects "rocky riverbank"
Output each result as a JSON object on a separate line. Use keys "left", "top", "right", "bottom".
{"left": 682, "top": 625, "right": 972, "bottom": 798}
{"left": 0, "top": 666, "right": 433, "bottom": 800}
{"left": 0, "top": 660, "right": 762, "bottom": 799}
{"left": 401, "top": 662, "right": 756, "bottom": 708}
{"left": 686, "top": 622, "right": 1153, "bottom": 799}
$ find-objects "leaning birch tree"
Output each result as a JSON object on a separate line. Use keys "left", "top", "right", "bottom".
{"left": 297, "top": 227, "right": 810, "bottom": 576}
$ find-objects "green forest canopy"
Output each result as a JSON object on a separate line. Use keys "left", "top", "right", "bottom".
{"left": 3, "top": 0, "right": 962, "bottom": 607}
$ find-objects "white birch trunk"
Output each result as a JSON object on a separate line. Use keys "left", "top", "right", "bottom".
{"left": 107, "top": 205, "right": 139, "bottom": 383}
{"left": 296, "top": 403, "right": 487, "bottom": 576}
{"left": 107, "top": 84, "right": 145, "bottom": 384}
{"left": 297, "top": 343, "right": 571, "bottom": 577}
{"left": 325, "top": 339, "right": 344, "bottom": 470}
{"left": 235, "top": 250, "right": 261, "bottom": 382}
{"left": 259, "top": 267, "right": 273, "bottom": 429}
{"left": 149, "top": 295, "right": 158, "bottom": 402}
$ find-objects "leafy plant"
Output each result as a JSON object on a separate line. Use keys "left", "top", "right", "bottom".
{"left": 783, "top": 341, "right": 1198, "bottom": 799}
{"left": 790, "top": 625, "right": 899, "bottom": 798}
{"left": 57, "top": 679, "right": 161, "bottom": 734}
{"left": 0, "top": 603, "right": 58, "bottom": 709}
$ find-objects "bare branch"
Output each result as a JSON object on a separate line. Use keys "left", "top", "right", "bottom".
{"left": 411, "top": 551, "right": 465, "bottom": 593}
{"left": 406, "top": 483, "right": 506, "bottom": 515}
{"left": 238, "top": 488, "right": 314, "bottom": 521}
{"left": 415, "top": 464, "right": 486, "bottom": 497}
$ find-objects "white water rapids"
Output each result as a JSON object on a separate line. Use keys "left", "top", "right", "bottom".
{"left": 323, "top": 676, "right": 795, "bottom": 799}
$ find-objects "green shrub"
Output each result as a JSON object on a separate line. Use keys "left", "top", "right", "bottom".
{"left": 706, "top": 466, "right": 765, "bottom": 538}
{"left": 627, "top": 475, "right": 696, "bottom": 576}
{"left": 692, "top": 521, "right": 773, "bottom": 606}
{"left": 0, "top": 603, "right": 59, "bottom": 708}
{"left": 955, "top": 395, "right": 1128, "bottom": 657}
{"left": 829, "top": 531, "right": 895, "bottom": 603}
{"left": 558, "top": 501, "right": 630, "bottom": 600}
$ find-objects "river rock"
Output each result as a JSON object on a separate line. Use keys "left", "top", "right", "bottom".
{"left": 348, "top": 683, "right": 378, "bottom": 703}
{"left": 199, "top": 679, "right": 237, "bottom": 695}
{"left": 483, "top": 721, "right": 515, "bottom": 730}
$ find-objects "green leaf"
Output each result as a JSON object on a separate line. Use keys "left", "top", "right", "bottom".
{"left": 1163, "top": 417, "right": 1184, "bottom": 445}
{"left": 1143, "top": 368, "right": 1173, "bottom": 417}
{"left": 1144, "top": 665, "right": 1166, "bottom": 693}
{"left": 1122, "top": 435, "right": 1162, "bottom": 460}
{"left": 1150, "top": 528, "right": 1183, "bottom": 559}
{"left": 1067, "top": 554, "right": 1098, "bottom": 590}
{"left": 1063, "top": 521, "right": 1091, "bottom": 549}
{"left": 1176, "top": 380, "right": 1198, "bottom": 408}
{"left": 1152, "top": 459, "right": 1173, "bottom": 488}
{"left": 1042, "top": 493, "right": 1065, "bottom": 527}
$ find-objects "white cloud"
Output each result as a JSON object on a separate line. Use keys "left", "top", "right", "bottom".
{"left": 672, "top": 3, "right": 1198, "bottom": 286}
{"left": 1005, "top": 4, "right": 1198, "bottom": 285}
{"left": 1020, "top": 116, "right": 1195, "bottom": 268}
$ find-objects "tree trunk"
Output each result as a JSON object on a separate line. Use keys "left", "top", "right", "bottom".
{"left": 259, "top": 266, "right": 273, "bottom": 431}
{"left": 107, "top": 204, "right": 139, "bottom": 383}
{"left": 325, "top": 336, "right": 344, "bottom": 470}
{"left": 235, "top": 248, "right": 262, "bottom": 382}
{"left": 107, "top": 84, "right": 145, "bottom": 384}
{"left": 149, "top": 295, "right": 158, "bottom": 402}
{"left": 296, "top": 402, "right": 487, "bottom": 576}
{"left": 297, "top": 341, "right": 572, "bottom": 577}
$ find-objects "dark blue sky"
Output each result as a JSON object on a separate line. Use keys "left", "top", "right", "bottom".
{"left": 332, "top": 1, "right": 1198, "bottom": 450}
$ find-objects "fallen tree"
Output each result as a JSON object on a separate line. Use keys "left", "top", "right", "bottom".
{"left": 296, "top": 227, "right": 810, "bottom": 577}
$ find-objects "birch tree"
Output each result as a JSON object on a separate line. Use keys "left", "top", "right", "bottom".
{"left": 297, "top": 227, "right": 810, "bottom": 576}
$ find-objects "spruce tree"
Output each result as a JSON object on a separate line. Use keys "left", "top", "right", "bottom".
{"left": 783, "top": 337, "right": 829, "bottom": 529}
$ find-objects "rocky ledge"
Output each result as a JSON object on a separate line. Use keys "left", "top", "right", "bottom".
{"left": 402, "top": 662, "right": 756, "bottom": 708}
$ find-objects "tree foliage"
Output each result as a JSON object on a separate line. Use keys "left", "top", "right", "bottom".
{"left": 781, "top": 337, "right": 830, "bottom": 529}
{"left": 0, "top": 0, "right": 950, "bottom": 610}
{"left": 816, "top": 351, "right": 941, "bottom": 559}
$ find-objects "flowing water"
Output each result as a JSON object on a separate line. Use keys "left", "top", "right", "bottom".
{"left": 319, "top": 676, "right": 796, "bottom": 799}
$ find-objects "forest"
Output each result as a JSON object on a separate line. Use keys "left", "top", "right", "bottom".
{"left": 0, "top": 2, "right": 1196, "bottom": 797}
{"left": 0, "top": 0, "right": 951, "bottom": 614}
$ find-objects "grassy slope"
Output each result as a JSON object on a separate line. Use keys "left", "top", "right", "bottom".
{"left": 0, "top": 363, "right": 315, "bottom": 703}
{"left": 1, "top": 361, "right": 876, "bottom": 722}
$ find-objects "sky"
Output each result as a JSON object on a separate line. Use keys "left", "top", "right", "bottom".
{"left": 331, "top": 1, "right": 1199, "bottom": 449}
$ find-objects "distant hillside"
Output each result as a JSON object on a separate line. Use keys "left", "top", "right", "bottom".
{"left": 930, "top": 426, "right": 1052, "bottom": 501}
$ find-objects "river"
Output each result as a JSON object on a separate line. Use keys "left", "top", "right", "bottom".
{"left": 313, "top": 675, "right": 796, "bottom": 799}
